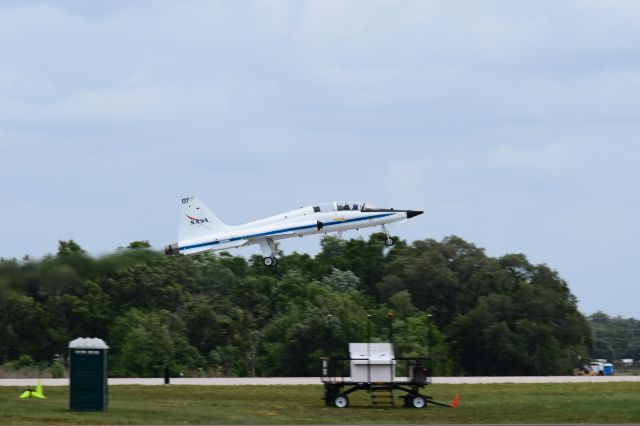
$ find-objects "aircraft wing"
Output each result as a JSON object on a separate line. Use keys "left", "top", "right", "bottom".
{"left": 179, "top": 239, "right": 249, "bottom": 255}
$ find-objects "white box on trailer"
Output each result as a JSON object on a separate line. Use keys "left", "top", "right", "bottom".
{"left": 349, "top": 343, "right": 396, "bottom": 382}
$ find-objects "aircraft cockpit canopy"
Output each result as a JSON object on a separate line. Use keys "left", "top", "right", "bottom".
{"left": 336, "top": 201, "right": 362, "bottom": 211}
{"left": 313, "top": 202, "right": 364, "bottom": 212}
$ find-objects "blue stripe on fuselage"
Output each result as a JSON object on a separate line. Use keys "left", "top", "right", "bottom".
{"left": 179, "top": 212, "right": 395, "bottom": 252}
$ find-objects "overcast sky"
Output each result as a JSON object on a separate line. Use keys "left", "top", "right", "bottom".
{"left": 1, "top": 0, "right": 638, "bottom": 317}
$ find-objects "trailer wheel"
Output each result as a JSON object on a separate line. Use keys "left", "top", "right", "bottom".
{"left": 333, "top": 394, "right": 349, "bottom": 408}
{"left": 409, "top": 394, "right": 426, "bottom": 408}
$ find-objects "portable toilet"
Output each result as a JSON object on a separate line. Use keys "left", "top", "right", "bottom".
{"left": 69, "top": 337, "right": 109, "bottom": 411}
{"left": 349, "top": 343, "right": 395, "bottom": 383}
{"left": 603, "top": 363, "right": 614, "bottom": 376}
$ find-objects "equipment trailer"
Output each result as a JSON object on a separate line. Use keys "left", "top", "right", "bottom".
{"left": 321, "top": 343, "right": 453, "bottom": 409}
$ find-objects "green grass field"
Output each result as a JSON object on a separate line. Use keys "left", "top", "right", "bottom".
{"left": 1, "top": 383, "right": 639, "bottom": 425}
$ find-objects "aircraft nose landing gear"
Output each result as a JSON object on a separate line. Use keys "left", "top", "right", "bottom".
{"left": 263, "top": 257, "right": 278, "bottom": 267}
{"left": 382, "top": 225, "right": 395, "bottom": 247}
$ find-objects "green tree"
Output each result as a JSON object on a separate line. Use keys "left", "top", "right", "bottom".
{"left": 588, "top": 311, "right": 640, "bottom": 360}
{"left": 127, "top": 241, "right": 151, "bottom": 249}
{"left": 0, "top": 235, "right": 593, "bottom": 378}
{"left": 57, "top": 240, "right": 86, "bottom": 256}
{"left": 110, "top": 310, "right": 204, "bottom": 377}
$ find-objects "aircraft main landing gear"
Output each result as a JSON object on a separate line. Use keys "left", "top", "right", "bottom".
{"left": 259, "top": 238, "right": 279, "bottom": 267}
{"left": 382, "top": 225, "right": 394, "bottom": 247}
{"left": 263, "top": 257, "right": 278, "bottom": 267}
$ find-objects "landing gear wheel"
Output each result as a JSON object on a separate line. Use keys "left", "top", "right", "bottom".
{"left": 263, "top": 257, "right": 276, "bottom": 267}
{"left": 332, "top": 394, "right": 349, "bottom": 408}
{"left": 385, "top": 237, "right": 394, "bottom": 247}
{"left": 409, "top": 394, "right": 426, "bottom": 408}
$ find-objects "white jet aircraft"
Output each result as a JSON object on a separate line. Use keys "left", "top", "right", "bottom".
{"left": 165, "top": 197, "right": 423, "bottom": 266}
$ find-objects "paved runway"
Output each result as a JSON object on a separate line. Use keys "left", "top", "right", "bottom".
{"left": 1, "top": 376, "right": 639, "bottom": 386}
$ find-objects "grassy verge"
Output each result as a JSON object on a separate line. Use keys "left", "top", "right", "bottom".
{"left": 0, "top": 382, "right": 639, "bottom": 425}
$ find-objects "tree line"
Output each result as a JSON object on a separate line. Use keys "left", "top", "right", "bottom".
{"left": 0, "top": 234, "right": 597, "bottom": 377}
{"left": 588, "top": 312, "right": 640, "bottom": 361}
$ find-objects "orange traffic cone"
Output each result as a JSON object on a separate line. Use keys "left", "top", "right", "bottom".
{"left": 451, "top": 393, "right": 461, "bottom": 408}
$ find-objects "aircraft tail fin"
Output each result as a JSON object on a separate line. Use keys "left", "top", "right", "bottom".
{"left": 178, "top": 197, "right": 230, "bottom": 241}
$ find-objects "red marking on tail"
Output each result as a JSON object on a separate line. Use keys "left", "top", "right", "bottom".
{"left": 451, "top": 393, "right": 461, "bottom": 408}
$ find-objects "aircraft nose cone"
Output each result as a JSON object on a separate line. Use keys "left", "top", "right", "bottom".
{"left": 407, "top": 210, "right": 423, "bottom": 219}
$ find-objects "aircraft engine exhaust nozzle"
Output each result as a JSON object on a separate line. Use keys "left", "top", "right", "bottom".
{"left": 407, "top": 210, "right": 423, "bottom": 219}
{"left": 165, "top": 243, "right": 179, "bottom": 255}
